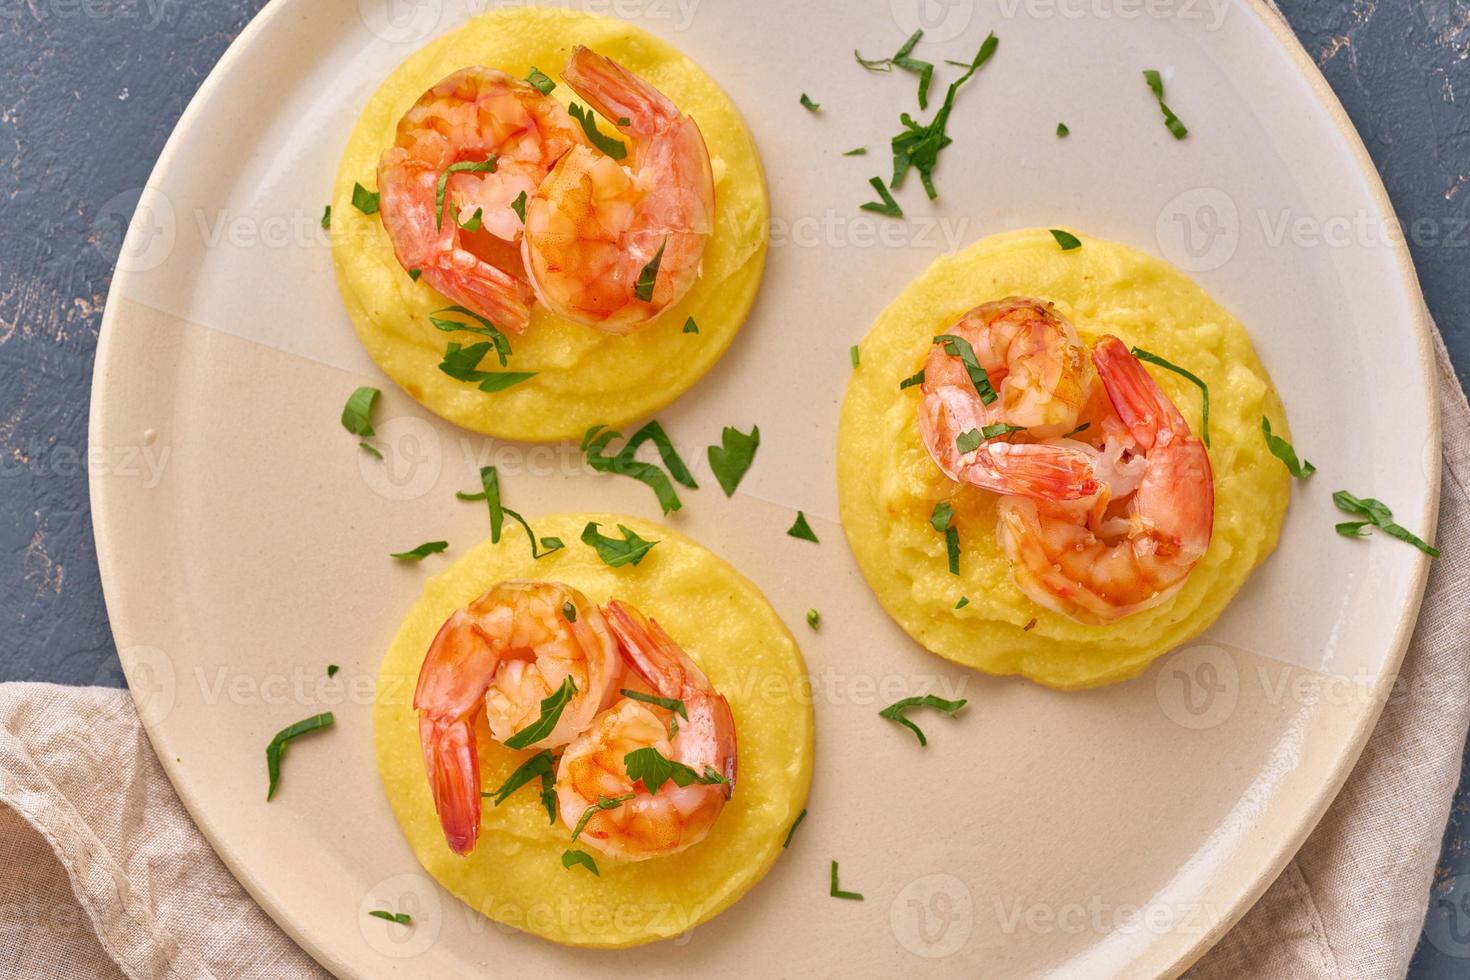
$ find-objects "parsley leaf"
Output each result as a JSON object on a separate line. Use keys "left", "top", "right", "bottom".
{"left": 860, "top": 175, "right": 903, "bottom": 218}
{"left": 429, "top": 305, "right": 511, "bottom": 366}
{"left": 320, "top": 205, "right": 331, "bottom": 229}
{"left": 800, "top": 93, "right": 821, "bottom": 112}
{"left": 787, "top": 511, "right": 819, "bottom": 542}
{"left": 1130, "top": 346, "right": 1210, "bottom": 448}
{"left": 806, "top": 608, "right": 820, "bottom": 630}
{"left": 843, "top": 146, "right": 867, "bottom": 156}
{"left": 582, "top": 422, "right": 697, "bottom": 515}
{"left": 511, "top": 190, "right": 528, "bottom": 223}
{"left": 683, "top": 316, "right": 699, "bottom": 334}
{"left": 624, "top": 746, "right": 726, "bottom": 794}
{"left": 454, "top": 206, "right": 484, "bottom": 232}
{"left": 981, "top": 422, "right": 1025, "bottom": 439}
{"left": 1143, "top": 69, "right": 1189, "bottom": 139}
{"left": 525, "top": 67, "right": 556, "bottom": 94}
{"left": 1333, "top": 491, "right": 1439, "bottom": 557}
{"left": 568, "top": 102, "right": 627, "bottom": 159}
{"left": 878, "top": 695, "right": 968, "bottom": 746}
{"left": 1056, "top": 122, "right": 1070, "bottom": 137}
{"left": 340, "top": 386, "right": 380, "bottom": 437}
{"left": 504, "top": 676, "right": 578, "bottom": 750}
{"left": 931, "top": 502, "right": 960, "bottom": 575}
{"left": 265, "top": 712, "right": 334, "bottom": 801}
{"left": 783, "top": 808, "right": 807, "bottom": 848}
{"left": 434, "top": 155, "right": 497, "bottom": 229}
{"left": 389, "top": 540, "right": 448, "bottom": 561}
{"left": 581, "top": 522, "right": 659, "bottom": 567}
{"left": 572, "top": 793, "right": 635, "bottom": 840}
{"left": 955, "top": 428, "right": 984, "bottom": 454}
{"left": 437, "top": 341, "right": 535, "bottom": 392}
{"left": 1261, "top": 417, "right": 1315, "bottom": 479}
{"left": 619, "top": 688, "right": 688, "bottom": 719}
{"left": 562, "top": 849, "right": 599, "bottom": 875}
{"left": 484, "top": 749, "right": 558, "bottom": 823}
{"left": 634, "top": 239, "right": 666, "bottom": 302}
{"left": 351, "top": 182, "right": 379, "bottom": 215}
{"left": 933, "top": 333, "right": 998, "bottom": 404}
{"left": 1050, "top": 229, "right": 1082, "bottom": 250}
{"left": 888, "top": 33, "right": 999, "bottom": 201}
{"left": 707, "top": 425, "right": 761, "bottom": 496}
{"left": 368, "top": 910, "right": 412, "bottom": 925}
{"left": 830, "top": 860, "right": 864, "bottom": 900}
{"left": 899, "top": 369, "right": 926, "bottom": 390}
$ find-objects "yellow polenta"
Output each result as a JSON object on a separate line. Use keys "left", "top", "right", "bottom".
{"left": 838, "top": 229, "right": 1291, "bottom": 690}
{"left": 374, "top": 514, "right": 812, "bottom": 947}
{"left": 331, "top": 9, "right": 768, "bottom": 442}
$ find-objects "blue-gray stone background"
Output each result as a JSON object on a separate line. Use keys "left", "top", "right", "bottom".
{"left": 1, "top": 0, "right": 1466, "bottom": 973}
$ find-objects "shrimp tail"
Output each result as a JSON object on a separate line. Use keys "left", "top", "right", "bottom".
{"left": 422, "top": 255, "right": 533, "bottom": 334}
{"left": 970, "top": 442, "right": 1099, "bottom": 500}
{"left": 1092, "top": 335, "right": 1186, "bottom": 450}
{"left": 562, "top": 46, "right": 679, "bottom": 135}
{"left": 418, "top": 714, "right": 481, "bottom": 856}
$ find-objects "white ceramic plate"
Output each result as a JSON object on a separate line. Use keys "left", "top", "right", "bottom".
{"left": 89, "top": 0, "right": 1438, "bottom": 976}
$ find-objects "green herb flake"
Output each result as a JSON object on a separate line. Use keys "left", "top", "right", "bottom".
{"left": 787, "top": 511, "right": 819, "bottom": 543}
{"left": 265, "top": 712, "right": 335, "bottom": 801}
{"left": 582, "top": 522, "right": 659, "bottom": 567}
{"left": 619, "top": 688, "right": 688, "bottom": 719}
{"left": 955, "top": 596, "right": 969, "bottom": 609}
{"left": 683, "top": 316, "right": 699, "bottom": 334}
{"left": 429, "top": 305, "right": 511, "bottom": 364}
{"left": 955, "top": 428, "right": 984, "bottom": 454}
{"left": 582, "top": 422, "right": 697, "bottom": 515}
{"left": 434, "top": 155, "right": 497, "bottom": 229}
{"left": 477, "top": 465, "right": 505, "bottom": 542}
{"left": 368, "top": 910, "right": 412, "bottom": 925}
{"left": 572, "top": 793, "right": 635, "bottom": 840}
{"left": 525, "top": 67, "right": 556, "bottom": 94}
{"left": 320, "top": 205, "right": 331, "bottom": 229}
{"left": 806, "top": 608, "right": 820, "bottom": 631}
{"left": 1130, "top": 346, "right": 1210, "bottom": 448}
{"left": 511, "top": 190, "right": 528, "bottom": 223}
{"left": 568, "top": 102, "right": 628, "bottom": 160}
{"left": 878, "top": 695, "right": 968, "bottom": 747}
{"left": 980, "top": 422, "right": 1025, "bottom": 439}
{"left": 562, "top": 849, "right": 599, "bottom": 875}
{"left": 850, "top": 345, "right": 861, "bottom": 368}
{"left": 1064, "top": 422, "right": 1091, "bottom": 438}
{"left": 783, "top": 808, "right": 807, "bottom": 848}
{"left": 351, "top": 182, "right": 379, "bottom": 215}
{"left": 390, "top": 540, "right": 448, "bottom": 561}
{"left": 930, "top": 501, "right": 954, "bottom": 533}
{"left": 359, "top": 441, "right": 382, "bottom": 460}
{"left": 340, "top": 386, "right": 380, "bottom": 437}
{"left": 484, "top": 749, "right": 558, "bottom": 822}
{"left": 1143, "top": 69, "right": 1189, "bottom": 139}
{"left": 634, "top": 238, "right": 667, "bottom": 302}
{"left": 563, "top": 601, "right": 577, "bottom": 622}
{"left": 931, "top": 502, "right": 960, "bottom": 575}
{"left": 624, "top": 746, "right": 726, "bottom": 795}
{"left": 830, "top": 860, "right": 864, "bottom": 901}
{"left": 409, "top": 268, "right": 422, "bottom": 282}
{"left": 899, "top": 369, "right": 926, "bottom": 390}
{"left": 855, "top": 29, "right": 934, "bottom": 108}
{"left": 1050, "top": 229, "right": 1082, "bottom": 251}
{"left": 800, "top": 93, "right": 821, "bottom": 112}
{"left": 1261, "top": 417, "right": 1315, "bottom": 479}
{"left": 707, "top": 425, "right": 761, "bottom": 497}
{"left": 1333, "top": 491, "right": 1439, "bottom": 557}
{"left": 1056, "top": 122, "right": 1070, "bottom": 137}
{"left": 327, "top": 664, "right": 340, "bottom": 677}
{"left": 504, "top": 676, "right": 579, "bottom": 750}
{"left": 454, "top": 206, "right": 484, "bottom": 232}
{"left": 933, "top": 334, "right": 998, "bottom": 404}
{"left": 860, "top": 175, "right": 903, "bottom": 218}
{"left": 888, "top": 32, "right": 1000, "bottom": 202}
{"left": 843, "top": 146, "right": 867, "bottom": 156}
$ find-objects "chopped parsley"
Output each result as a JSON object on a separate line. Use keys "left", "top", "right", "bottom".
{"left": 683, "top": 316, "right": 699, "bottom": 334}
{"left": 562, "top": 849, "right": 599, "bottom": 875}
{"left": 1261, "top": 417, "right": 1315, "bottom": 478}
{"left": 429, "top": 305, "right": 511, "bottom": 366}
{"left": 351, "top": 182, "right": 379, "bottom": 215}
{"left": 525, "top": 67, "right": 556, "bottom": 94}
{"left": 850, "top": 344, "right": 861, "bottom": 368}
{"left": 409, "top": 268, "right": 422, "bottom": 281}
{"left": 1130, "top": 346, "right": 1210, "bottom": 447}
{"left": 320, "top": 205, "right": 331, "bottom": 229}
{"left": 955, "top": 428, "right": 984, "bottom": 454}
{"left": 571, "top": 793, "right": 635, "bottom": 840}
{"left": 563, "top": 601, "right": 576, "bottom": 622}
{"left": 625, "top": 746, "right": 726, "bottom": 794}
{"left": 504, "top": 676, "right": 578, "bottom": 750}
{"left": 806, "top": 608, "right": 820, "bottom": 630}
{"left": 1143, "top": 69, "right": 1189, "bottom": 139}
{"left": 511, "top": 190, "right": 528, "bottom": 223}
{"left": 931, "top": 501, "right": 960, "bottom": 575}
{"left": 568, "top": 102, "right": 627, "bottom": 159}
{"left": 484, "top": 749, "right": 557, "bottom": 823}
{"left": 800, "top": 93, "right": 821, "bottom": 112}
{"left": 340, "top": 386, "right": 379, "bottom": 437}
{"left": 933, "top": 333, "right": 997, "bottom": 404}
{"left": 878, "top": 694, "right": 968, "bottom": 746}
{"left": 787, "top": 511, "right": 819, "bottom": 543}
{"left": 619, "top": 689, "right": 688, "bottom": 719}
{"left": 437, "top": 341, "right": 535, "bottom": 392}
{"left": 1050, "top": 229, "right": 1082, "bottom": 250}
{"left": 830, "top": 860, "right": 864, "bottom": 900}
{"left": 955, "top": 596, "right": 970, "bottom": 609}
{"left": 265, "top": 712, "right": 334, "bottom": 801}
{"left": 389, "top": 540, "right": 448, "bottom": 561}
{"left": 843, "top": 146, "right": 867, "bottom": 156}
{"left": 581, "top": 522, "right": 659, "bottom": 567}
{"left": 1333, "top": 491, "right": 1440, "bottom": 557}
{"left": 460, "top": 465, "right": 563, "bottom": 558}
{"left": 634, "top": 239, "right": 666, "bottom": 302}
{"left": 453, "top": 206, "right": 484, "bottom": 232}
{"left": 368, "top": 910, "right": 412, "bottom": 925}
{"left": 860, "top": 175, "right": 903, "bottom": 218}
{"left": 326, "top": 664, "right": 340, "bottom": 677}
{"left": 855, "top": 29, "right": 934, "bottom": 108}
{"left": 1056, "top": 122, "right": 1070, "bottom": 137}
{"left": 783, "top": 808, "right": 807, "bottom": 848}
{"left": 707, "top": 425, "right": 761, "bottom": 496}
{"left": 887, "top": 33, "right": 999, "bottom": 202}
{"left": 981, "top": 422, "right": 1025, "bottom": 439}
{"left": 434, "top": 155, "right": 497, "bottom": 229}
{"left": 899, "top": 369, "right": 926, "bottom": 390}
{"left": 582, "top": 422, "right": 698, "bottom": 515}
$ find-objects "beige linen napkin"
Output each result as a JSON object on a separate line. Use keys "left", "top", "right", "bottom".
{"left": 1, "top": 334, "right": 1465, "bottom": 978}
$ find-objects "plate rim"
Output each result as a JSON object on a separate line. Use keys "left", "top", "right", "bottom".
{"left": 86, "top": 1, "right": 1442, "bottom": 977}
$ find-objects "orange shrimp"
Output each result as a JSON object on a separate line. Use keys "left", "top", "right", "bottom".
{"left": 522, "top": 47, "right": 715, "bottom": 333}
{"left": 377, "top": 68, "right": 585, "bottom": 333}
{"left": 997, "top": 335, "right": 1214, "bottom": 624}
{"left": 413, "top": 581, "right": 621, "bottom": 855}
{"left": 555, "top": 600, "right": 736, "bottom": 862}
{"left": 918, "top": 298, "right": 1098, "bottom": 500}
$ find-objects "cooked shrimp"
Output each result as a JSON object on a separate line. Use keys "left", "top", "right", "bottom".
{"left": 555, "top": 600, "right": 736, "bottom": 862}
{"left": 919, "top": 297, "right": 1098, "bottom": 500}
{"left": 522, "top": 46, "right": 715, "bottom": 333}
{"left": 997, "top": 335, "right": 1214, "bottom": 625}
{"left": 414, "top": 581, "right": 621, "bottom": 855}
{"left": 378, "top": 68, "right": 586, "bottom": 333}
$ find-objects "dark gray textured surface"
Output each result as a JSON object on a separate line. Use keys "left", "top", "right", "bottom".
{"left": 0, "top": 0, "right": 1465, "bottom": 974}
